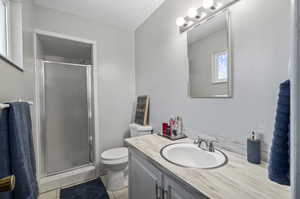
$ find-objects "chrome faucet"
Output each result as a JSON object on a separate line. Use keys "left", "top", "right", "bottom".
{"left": 194, "top": 136, "right": 217, "bottom": 152}
{"left": 194, "top": 136, "right": 208, "bottom": 150}
{"left": 208, "top": 141, "right": 217, "bottom": 152}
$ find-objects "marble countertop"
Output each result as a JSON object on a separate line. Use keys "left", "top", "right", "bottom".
{"left": 125, "top": 134, "right": 290, "bottom": 199}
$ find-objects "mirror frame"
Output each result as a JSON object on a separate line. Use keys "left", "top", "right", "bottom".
{"left": 187, "top": 10, "right": 232, "bottom": 98}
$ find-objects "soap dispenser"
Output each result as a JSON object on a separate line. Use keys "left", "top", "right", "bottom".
{"left": 247, "top": 131, "right": 261, "bottom": 164}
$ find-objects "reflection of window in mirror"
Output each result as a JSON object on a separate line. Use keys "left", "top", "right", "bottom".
{"left": 212, "top": 50, "right": 228, "bottom": 84}
{"left": 0, "top": 0, "right": 8, "bottom": 56}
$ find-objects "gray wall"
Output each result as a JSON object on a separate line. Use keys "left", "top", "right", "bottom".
{"left": 292, "top": 0, "right": 299, "bottom": 197}
{"left": 135, "top": 0, "right": 290, "bottom": 151}
{"left": 0, "top": 0, "right": 34, "bottom": 103}
{"left": 189, "top": 29, "right": 228, "bottom": 97}
{"left": 0, "top": 59, "right": 33, "bottom": 102}
{"left": 1, "top": 0, "right": 136, "bottom": 159}
{"left": 32, "top": 4, "right": 136, "bottom": 154}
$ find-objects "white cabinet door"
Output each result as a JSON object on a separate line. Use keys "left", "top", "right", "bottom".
{"left": 129, "top": 151, "right": 163, "bottom": 199}
{"left": 164, "top": 176, "right": 208, "bottom": 199}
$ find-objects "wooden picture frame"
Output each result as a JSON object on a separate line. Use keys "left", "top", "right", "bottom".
{"left": 134, "top": 95, "right": 150, "bottom": 126}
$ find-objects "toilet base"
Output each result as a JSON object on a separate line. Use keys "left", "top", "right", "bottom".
{"left": 106, "top": 165, "right": 128, "bottom": 191}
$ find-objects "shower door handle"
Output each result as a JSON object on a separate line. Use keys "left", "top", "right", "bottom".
{"left": 89, "top": 136, "right": 94, "bottom": 162}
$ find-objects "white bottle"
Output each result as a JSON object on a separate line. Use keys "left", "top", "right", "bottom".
{"left": 176, "top": 116, "right": 183, "bottom": 135}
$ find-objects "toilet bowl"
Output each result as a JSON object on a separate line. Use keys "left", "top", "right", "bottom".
{"left": 100, "top": 123, "right": 152, "bottom": 191}
{"left": 101, "top": 147, "right": 128, "bottom": 191}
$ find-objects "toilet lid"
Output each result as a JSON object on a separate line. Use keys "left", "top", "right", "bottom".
{"left": 101, "top": 147, "right": 128, "bottom": 160}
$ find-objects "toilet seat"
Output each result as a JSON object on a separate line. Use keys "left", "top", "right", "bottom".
{"left": 101, "top": 147, "right": 128, "bottom": 165}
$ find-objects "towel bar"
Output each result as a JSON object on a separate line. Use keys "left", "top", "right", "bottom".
{"left": 0, "top": 104, "right": 10, "bottom": 109}
{"left": 0, "top": 101, "right": 33, "bottom": 110}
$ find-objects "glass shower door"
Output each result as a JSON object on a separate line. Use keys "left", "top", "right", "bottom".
{"left": 42, "top": 62, "right": 92, "bottom": 175}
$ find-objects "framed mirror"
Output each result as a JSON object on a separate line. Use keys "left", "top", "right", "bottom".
{"left": 187, "top": 11, "right": 232, "bottom": 98}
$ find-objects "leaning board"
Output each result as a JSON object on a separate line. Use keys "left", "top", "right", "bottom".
{"left": 134, "top": 96, "right": 150, "bottom": 126}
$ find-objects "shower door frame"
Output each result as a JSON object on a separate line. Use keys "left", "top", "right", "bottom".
{"left": 34, "top": 29, "right": 100, "bottom": 187}
{"left": 41, "top": 61, "right": 94, "bottom": 176}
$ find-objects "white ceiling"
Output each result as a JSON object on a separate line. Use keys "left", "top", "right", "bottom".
{"left": 33, "top": 0, "right": 165, "bottom": 30}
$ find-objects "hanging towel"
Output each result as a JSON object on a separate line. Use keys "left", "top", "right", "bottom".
{"left": 7, "top": 102, "right": 38, "bottom": 199}
{"left": 268, "top": 80, "right": 290, "bottom": 186}
{"left": 0, "top": 109, "right": 12, "bottom": 199}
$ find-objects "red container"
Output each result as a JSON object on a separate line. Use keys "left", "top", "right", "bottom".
{"left": 162, "top": 123, "right": 168, "bottom": 136}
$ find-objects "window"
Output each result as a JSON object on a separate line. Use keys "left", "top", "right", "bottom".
{"left": 0, "top": 0, "right": 7, "bottom": 56}
{"left": 212, "top": 50, "right": 228, "bottom": 83}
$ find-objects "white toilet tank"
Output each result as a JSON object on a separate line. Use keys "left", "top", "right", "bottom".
{"left": 129, "top": 123, "right": 153, "bottom": 137}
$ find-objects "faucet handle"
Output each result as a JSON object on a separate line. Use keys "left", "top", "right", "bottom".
{"left": 193, "top": 136, "right": 200, "bottom": 144}
{"left": 194, "top": 136, "right": 206, "bottom": 144}
{"left": 208, "top": 140, "right": 218, "bottom": 152}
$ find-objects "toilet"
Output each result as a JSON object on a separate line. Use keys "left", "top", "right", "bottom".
{"left": 100, "top": 123, "right": 152, "bottom": 191}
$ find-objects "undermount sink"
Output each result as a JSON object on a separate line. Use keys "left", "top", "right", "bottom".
{"left": 160, "top": 143, "right": 227, "bottom": 169}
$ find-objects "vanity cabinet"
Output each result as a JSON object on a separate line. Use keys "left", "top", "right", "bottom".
{"left": 129, "top": 153, "right": 163, "bottom": 199}
{"left": 163, "top": 176, "right": 197, "bottom": 199}
{"left": 129, "top": 148, "right": 208, "bottom": 199}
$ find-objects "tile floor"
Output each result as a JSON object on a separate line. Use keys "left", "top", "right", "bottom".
{"left": 39, "top": 176, "right": 128, "bottom": 199}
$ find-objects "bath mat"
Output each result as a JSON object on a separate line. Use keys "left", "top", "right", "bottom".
{"left": 60, "top": 179, "right": 110, "bottom": 199}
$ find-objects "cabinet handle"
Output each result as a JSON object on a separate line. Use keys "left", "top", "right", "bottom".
{"left": 163, "top": 188, "right": 169, "bottom": 199}
{"left": 155, "top": 182, "right": 162, "bottom": 199}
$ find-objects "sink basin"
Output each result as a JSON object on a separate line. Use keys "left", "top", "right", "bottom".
{"left": 160, "top": 143, "right": 227, "bottom": 169}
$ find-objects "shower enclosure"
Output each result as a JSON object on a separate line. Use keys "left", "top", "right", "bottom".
{"left": 41, "top": 61, "right": 93, "bottom": 175}
{"left": 34, "top": 31, "right": 98, "bottom": 191}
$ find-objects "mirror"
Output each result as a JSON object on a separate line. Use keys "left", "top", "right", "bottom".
{"left": 0, "top": 0, "right": 24, "bottom": 70}
{"left": 188, "top": 11, "right": 232, "bottom": 98}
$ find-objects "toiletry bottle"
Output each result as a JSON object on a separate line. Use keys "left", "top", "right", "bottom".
{"left": 169, "top": 117, "right": 175, "bottom": 137}
{"left": 247, "top": 131, "right": 261, "bottom": 164}
{"left": 176, "top": 116, "right": 183, "bottom": 135}
{"left": 162, "top": 123, "right": 168, "bottom": 137}
{"left": 167, "top": 125, "right": 171, "bottom": 137}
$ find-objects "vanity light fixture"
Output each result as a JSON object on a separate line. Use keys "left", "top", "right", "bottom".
{"left": 176, "top": 17, "right": 186, "bottom": 27}
{"left": 187, "top": 21, "right": 194, "bottom": 27}
{"left": 187, "top": 8, "right": 199, "bottom": 19}
{"left": 201, "top": 12, "right": 208, "bottom": 19}
{"left": 216, "top": 2, "right": 223, "bottom": 9}
{"left": 202, "top": 0, "right": 215, "bottom": 9}
{"left": 176, "top": 0, "right": 240, "bottom": 33}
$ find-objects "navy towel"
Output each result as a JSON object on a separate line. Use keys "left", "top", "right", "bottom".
{"left": 0, "top": 102, "right": 38, "bottom": 199}
{"left": 0, "top": 109, "right": 12, "bottom": 199}
{"left": 268, "top": 80, "right": 290, "bottom": 186}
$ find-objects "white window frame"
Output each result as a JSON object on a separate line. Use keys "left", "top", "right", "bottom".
{"left": 0, "top": 0, "right": 9, "bottom": 57}
{"left": 212, "top": 49, "right": 228, "bottom": 84}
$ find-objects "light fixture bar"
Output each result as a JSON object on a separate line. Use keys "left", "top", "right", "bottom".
{"left": 177, "top": 0, "right": 240, "bottom": 33}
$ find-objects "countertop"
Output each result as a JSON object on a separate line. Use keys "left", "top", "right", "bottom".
{"left": 125, "top": 134, "right": 290, "bottom": 199}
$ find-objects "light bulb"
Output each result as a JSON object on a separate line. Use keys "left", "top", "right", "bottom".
{"left": 187, "top": 8, "right": 198, "bottom": 18}
{"left": 201, "top": 12, "right": 208, "bottom": 18}
{"left": 176, "top": 17, "right": 186, "bottom": 27}
{"left": 216, "top": 2, "right": 223, "bottom": 9}
{"left": 202, "top": 0, "right": 214, "bottom": 9}
{"left": 187, "top": 21, "right": 194, "bottom": 26}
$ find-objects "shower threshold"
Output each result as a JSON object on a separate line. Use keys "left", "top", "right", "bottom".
{"left": 46, "top": 162, "right": 94, "bottom": 177}
{"left": 39, "top": 164, "right": 96, "bottom": 193}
